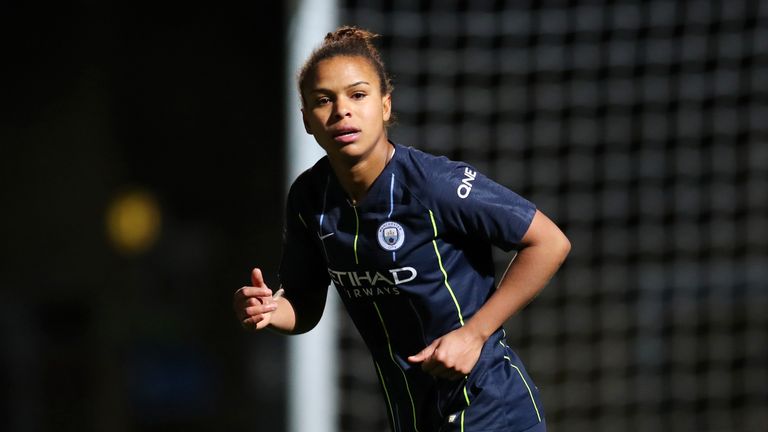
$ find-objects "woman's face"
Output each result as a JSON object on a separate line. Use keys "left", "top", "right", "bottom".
{"left": 301, "top": 55, "right": 392, "bottom": 162}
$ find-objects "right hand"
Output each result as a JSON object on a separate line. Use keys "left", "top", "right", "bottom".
{"left": 233, "top": 268, "right": 279, "bottom": 331}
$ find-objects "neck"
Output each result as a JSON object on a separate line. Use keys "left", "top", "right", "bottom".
{"left": 328, "top": 140, "right": 394, "bottom": 205}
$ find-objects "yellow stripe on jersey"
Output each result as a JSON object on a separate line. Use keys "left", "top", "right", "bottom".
{"left": 504, "top": 355, "right": 542, "bottom": 422}
{"left": 429, "top": 210, "right": 465, "bottom": 326}
{"left": 461, "top": 380, "right": 471, "bottom": 431}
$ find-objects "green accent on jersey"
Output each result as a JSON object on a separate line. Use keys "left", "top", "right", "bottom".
{"left": 505, "top": 356, "right": 542, "bottom": 423}
{"left": 429, "top": 210, "right": 465, "bottom": 326}
{"left": 374, "top": 361, "right": 396, "bottom": 430}
{"left": 374, "top": 301, "right": 420, "bottom": 432}
{"left": 460, "top": 380, "right": 470, "bottom": 431}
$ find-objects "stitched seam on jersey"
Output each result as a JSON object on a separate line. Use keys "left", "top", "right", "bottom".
{"left": 373, "top": 302, "right": 420, "bottom": 432}
{"left": 429, "top": 210, "right": 465, "bottom": 327}
{"left": 319, "top": 175, "right": 329, "bottom": 233}
{"left": 297, "top": 212, "right": 307, "bottom": 228}
{"left": 389, "top": 173, "right": 396, "bottom": 262}
{"left": 504, "top": 355, "right": 542, "bottom": 422}
{"left": 352, "top": 206, "right": 360, "bottom": 264}
{"left": 407, "top": 299, "right": 428, "bottom": 350}
{"left": 316, "top": 176, "right": 332, "bottom": 262}
{"left": 375, "top": 360, "right": 398, "bottom": 432}
{"left": 388, "top": 173, "right": 395, "bottom": 218}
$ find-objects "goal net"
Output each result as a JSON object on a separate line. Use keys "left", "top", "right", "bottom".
{"left": 337, "top": 1, "right": 768, "bottom": 431}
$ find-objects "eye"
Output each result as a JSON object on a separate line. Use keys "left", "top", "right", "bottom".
{"left": 351, "top": 92, "right": 367, "bottom": 100}
{"left": 315, "top": 96, "right": 331, "bottom": 106}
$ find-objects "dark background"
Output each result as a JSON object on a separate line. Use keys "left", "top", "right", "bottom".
{"left": 1, "top": 2, "right": 287, "bottom": 431}
{"left": 2, "top": 1, "right": 767, "bottom": 432}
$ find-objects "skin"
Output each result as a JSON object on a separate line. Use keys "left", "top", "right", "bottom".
{"left": 233, "top": 54, "right": 571, "bottom": 380}
{"left": 301, "top": 55, "right": 393, "bottom": 204}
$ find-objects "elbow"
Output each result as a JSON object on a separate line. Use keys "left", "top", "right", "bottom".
{"left": 518, "top": 229, "right": 570, "bottom": 267}
{"left": 522, "top": 209, "right": 571, "bottom": 264}
{"left": 561, "top": 232, "right": 572, "bottom": 255}
{"left": 555, "top": 231, "right": 571, "bottom": 264}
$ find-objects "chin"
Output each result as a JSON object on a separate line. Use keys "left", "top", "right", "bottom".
{"left": 325, "top": 141, "right": 370, "bottom": 160}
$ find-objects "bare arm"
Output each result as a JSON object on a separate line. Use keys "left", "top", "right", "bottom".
{"left": 464, "top": 209, "right": 571, "bottom": 341}
{"left": 408, "top": 209, "right": 570, "bottom": 379}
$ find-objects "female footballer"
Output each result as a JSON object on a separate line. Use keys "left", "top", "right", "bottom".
{"left": 234, "top": 26, "right": 570, "bottom": 432}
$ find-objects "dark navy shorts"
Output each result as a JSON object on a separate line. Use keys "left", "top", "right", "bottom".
{"left": 437, "top": 330, "right": 546, "bottom": 432}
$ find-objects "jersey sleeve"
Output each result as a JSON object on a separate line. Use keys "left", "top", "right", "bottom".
{"left": 278, "top": 182, "right": 330, "bottom": 292}
{"left": 430, "top": 163, "right": 536, "bottom": 251}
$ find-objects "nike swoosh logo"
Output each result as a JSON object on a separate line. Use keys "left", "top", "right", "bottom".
{"left": 318, "top": 232, "right": 335, "bottom": 240}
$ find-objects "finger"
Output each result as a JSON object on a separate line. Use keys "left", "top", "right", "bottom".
{"left": 408, "top": 343, "right": 437, "bottom": 363}
{"left": 234, "top": 290, "right": 270, "bottom": 315}
{"left": 235, "top": 286, "right": 273, "bottom": 299}
{"left": 251, "top": 268, "right": 266, "bottom": 287}
{"left": 245, "top": 303, "right": 277, "bottom": 317}
{"left": 241, "top": 314, "right": 265, "bottom": 330}
{"left": 236, "top": 307, "right": 255, "bottom": 323}
{"left": 241, "top": 305, "right": 276, "bottom": 324}
{"left": 235, "top": 294, "right": 275, "bottom": 319}
{"left": 407, "top": 352, "right": 425, "bottom": 363}
{"left": 245, "top": 297, "right": 274, "bottom": 307}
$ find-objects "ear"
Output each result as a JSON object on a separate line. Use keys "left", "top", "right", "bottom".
{"left": 301, "top": 108, "right": 312, "bottom": 134}
{"left": 382, "top": 93, "right": 392, "bottom": 123}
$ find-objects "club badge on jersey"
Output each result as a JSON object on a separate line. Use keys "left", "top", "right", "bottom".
{"left": 377, "top": 221, "right": 405, "bottom": 251}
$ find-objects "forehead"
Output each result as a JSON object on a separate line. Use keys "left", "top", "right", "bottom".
{"left": 308, "top": 56, "right": 381, "bottom": 90}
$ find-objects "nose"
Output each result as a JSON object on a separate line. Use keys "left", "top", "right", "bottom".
{"left": 333, "top": 98, "right": 352, "bottom": 119}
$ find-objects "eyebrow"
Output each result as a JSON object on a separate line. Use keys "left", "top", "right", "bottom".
{"left": 346, "top": 81, "right": 370, "bottom": 88}
{"left": 310, "top": 81, "right": 371, "bottom": 93}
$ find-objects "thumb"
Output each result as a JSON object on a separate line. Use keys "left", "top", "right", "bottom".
{"left": 408, "top": 341, "right": 437, "bottom": 363}
{"left": 251, "top": 268, "right": 266, "bottom": 288}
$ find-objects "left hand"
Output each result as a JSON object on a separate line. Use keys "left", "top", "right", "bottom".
{"left": 407, "top": 326, "right": 485, "bottom": 380}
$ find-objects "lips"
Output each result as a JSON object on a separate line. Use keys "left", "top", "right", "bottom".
{"left": 331, "top": 127, "right": 361, "bottom": 144}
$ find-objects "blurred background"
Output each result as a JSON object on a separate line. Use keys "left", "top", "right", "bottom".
{"left": 1, "top": 1, "right": 766, "bottom": 432}
{"left": 1, "top": 1, "right": 286, "bottom": 431}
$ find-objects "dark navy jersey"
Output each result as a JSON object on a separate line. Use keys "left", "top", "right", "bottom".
{"left": 279, "top": 143, "right": 545, "bottom": 432}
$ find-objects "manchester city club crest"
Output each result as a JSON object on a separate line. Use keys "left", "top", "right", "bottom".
{"left": 377, "top": 221, "right": 405, "bottom": 251}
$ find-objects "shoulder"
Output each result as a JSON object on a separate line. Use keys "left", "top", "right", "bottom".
{"left": 396, "top": 143, "right": 463, "bottom": 173}
{"left": 395, "top": 144, "right": 477, "bottom": 201}
{"left": 288, "top": 156, "right": 331, "bottom": 198}
{"left": 286, "top": 156, "right": 332, "bottom": 213}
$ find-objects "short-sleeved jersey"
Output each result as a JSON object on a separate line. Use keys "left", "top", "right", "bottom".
{"left": 280, "top": 143, "right": 545, "bottom": 432}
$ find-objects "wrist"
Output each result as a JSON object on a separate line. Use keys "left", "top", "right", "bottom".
{"left": 463, "top": 318, "right": 493, "bottom": 342}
